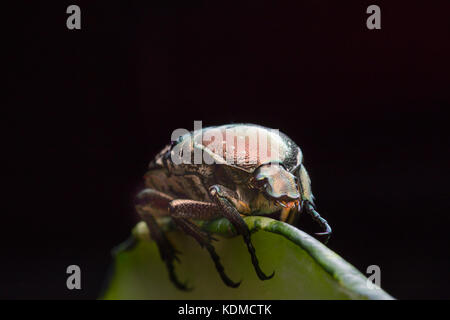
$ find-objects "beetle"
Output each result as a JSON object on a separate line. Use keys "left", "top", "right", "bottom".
{"left": 134, "top": 123, "right": 331, "bottom": 290}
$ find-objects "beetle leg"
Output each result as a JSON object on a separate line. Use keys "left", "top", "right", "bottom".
{"left": 169, "top": 200, "right": 241, "bottom": 288}
{"left": 209, "top": 185, "right": 275, "bottom": 281}
{"left": 135, "top": 188, "right": 191, "bottom": 291}
{"left": 304, "top": 201, "right": 332, "bottom": 244}
{"left": 295, "top": 165, "right": 331, "bottom": 243}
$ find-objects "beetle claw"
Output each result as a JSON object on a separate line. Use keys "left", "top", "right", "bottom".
{"left": 222, "top": 278, "right": 242, "bottom": 288}
{"left": 179, "top": 282, "right": 193, "bottom": 292}
{"left": 165, "top": 260, "right": 192, "bottom": 291}
{"left": 257, "top": 270, "right": 275, "bottom": 281}
{"left": 315, "top": 230, "right": 332, "bottom": 244}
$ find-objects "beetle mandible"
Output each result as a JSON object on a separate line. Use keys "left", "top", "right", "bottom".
{"left": 134, "top": 123, "right": 331, "bottom": 290}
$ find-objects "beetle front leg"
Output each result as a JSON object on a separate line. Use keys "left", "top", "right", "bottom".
{"left": 135, "top": 188, "right": 191, "bottom": 291}
{"left": 304, "top": 201, "right": 332, "bottom": 244}
{"left": 296, "top": 165, "right": 332, "bottom": 243}
{"left": 209, "top": 185, "right": 275, "bottom": 281}
{"left": 169, "top": 200, "right": 241, "bottom": 288}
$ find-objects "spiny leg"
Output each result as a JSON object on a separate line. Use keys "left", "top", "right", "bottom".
{"left": 304, "top": 200, "right": 332, "bottom": 244}
{"left": 209, "top": 185, "right": 274, "bottom": 281}
{"left": 169, "top": 199, "right": 241, "bottom": 288}
{"left": 135, "top": 188, "right": 190, "bottom": 291}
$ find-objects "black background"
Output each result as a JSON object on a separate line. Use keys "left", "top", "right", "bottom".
{"left": 4, "top": 1, "right": 450, "bottom": 299}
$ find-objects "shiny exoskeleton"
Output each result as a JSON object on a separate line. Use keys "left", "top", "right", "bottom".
{"left": 134, "top": 124, "right": 331, "bottom": 290}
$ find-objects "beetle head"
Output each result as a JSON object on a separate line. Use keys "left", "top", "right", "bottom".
{"left": 252, "top": 163, "right": 301, "bottom": 209}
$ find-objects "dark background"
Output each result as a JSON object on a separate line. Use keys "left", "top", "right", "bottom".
{"left": 4, "top": 1, "right": 450, "bottom": 299}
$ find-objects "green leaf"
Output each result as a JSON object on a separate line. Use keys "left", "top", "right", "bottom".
{"left": 102, "top": 217, "right": 393, "bottom": 300}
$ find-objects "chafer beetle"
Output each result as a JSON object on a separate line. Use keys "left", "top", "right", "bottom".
{"left": 134, "top": 123, "right": 331, "bottom": 290}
